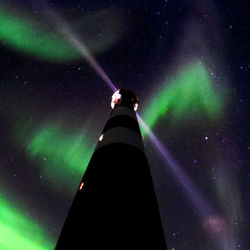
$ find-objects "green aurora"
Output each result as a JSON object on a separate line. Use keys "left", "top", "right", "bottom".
{"left": 2, "top": 61, "right": 227, "bottom": 249}
{"left": 27, "top": 124, "right": 94, "bottom": 193}
{"left": 24, "top": 62, "right": 226, "bottom": 191}
{"left": 141, "top": 62, "right": 226, "bottom": 137}
{"left": 0, "top": 195, "right": 54, "bottom": 250}
{"left": 0, "top": 6, "right": 122, "bottom": 62}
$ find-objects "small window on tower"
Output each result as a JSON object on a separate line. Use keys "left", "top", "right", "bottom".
{"left": 79, "top": 181, "right": 84, "bottom": 190}
{"left": 111, "top": 90, "right": 121, "bottom": 109}
{"left": 99, "top": 134, "right": 104, "bottom": 141}
{"left": 134, "top": 103, "right": 138, "bottom": 111}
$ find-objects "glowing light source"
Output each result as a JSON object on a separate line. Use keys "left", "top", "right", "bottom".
{"left": 111, "top": 90, "right": 121, "bottom": 109}
{"left": 134, "top": 103, "right": 139, "bottom": 112}
{"left": 99, "top": 134, "right": 104, "bottom": 141}
{"left": 79, "top": 182, "right": 84, "bottom": 190}
{"left": 111, "top": 89, "right": 139, "bottom": 110}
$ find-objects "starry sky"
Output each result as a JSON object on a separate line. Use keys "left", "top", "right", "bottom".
{"left": 0, "top": 0, "right": 249, "bottom": 249}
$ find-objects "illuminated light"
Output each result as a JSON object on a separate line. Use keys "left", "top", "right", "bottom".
{"left": 137, "top": 114, "right": 214, "bottom": 216}
{"left": 137, "top": 115, "right": 235, "bottom": 247}
{"left": 99, "top": 134, "right": 104, "bottom": 141}
{"left": 111, "top": 90, "right": 121, "bottom": 109}
{"left": 134, "top": 103, "right": 139, "bottom": 112}
{"left": 79, "top": 182, "right": 84, "bottom": 190}
{"left": 42, "top": 4, "right": 118, "bottom": 91}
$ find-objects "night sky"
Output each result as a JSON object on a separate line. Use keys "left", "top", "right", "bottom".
{"left": 0, "top": 0, "right": 250, "bottom": 249}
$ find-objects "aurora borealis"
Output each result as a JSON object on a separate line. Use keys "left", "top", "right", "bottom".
{"left": 0, "top": 0, "right": 249, "bottom": 249}
{"left": 0, "top": 4, "right": 123, "bottom": 62}
{"left": 141, "top": 61, "right": 226, "bottom": 137}
{"left": 27, "top": 123, "right": 94, "bottom": 193}
{"left": 0, "top": 193, "right": 53, "bottom": 250}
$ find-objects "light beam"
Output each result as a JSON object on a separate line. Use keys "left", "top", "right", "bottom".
{"left": 137, "top": 114, "right": 214, "bottom": 217}
{"left": 137, "top": 114, "right": 234, "bottom": 249}
{"left": 40, "top": 3, "right": 118, "bottom": 91}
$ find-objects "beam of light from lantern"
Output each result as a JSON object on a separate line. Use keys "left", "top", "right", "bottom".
{"left": 137, "top": 114, "right": 235, "bottom": 249}
{"left": 137, "top": 114, "right": 215, "bottom": 217}
{"left": 38, "top": 2, "right": 118, "bottom": 91}
{"left": 0, "top": 4, "right": 122, "bottom": 63}
{"left": 61, "top": 27, "right": 118, "bottom": 92}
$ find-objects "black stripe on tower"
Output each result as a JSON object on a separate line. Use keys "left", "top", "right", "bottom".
{"left": 103, "top": 115, "right": 141, "bottom": 135}
{"left": 96, "top": 104, "right": 145, "bottom": 153}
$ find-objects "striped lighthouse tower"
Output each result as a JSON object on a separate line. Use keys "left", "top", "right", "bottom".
{"left": 56, "top": 89, "right": 167, "bottom": 249}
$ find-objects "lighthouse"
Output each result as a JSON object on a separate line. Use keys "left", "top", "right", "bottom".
{"left": 56, "top": 89, "right": 167, "bottom": 249}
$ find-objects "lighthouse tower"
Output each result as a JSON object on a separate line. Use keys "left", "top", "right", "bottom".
{"left": 56, "top": 89, "right": 167, "bottom": 249}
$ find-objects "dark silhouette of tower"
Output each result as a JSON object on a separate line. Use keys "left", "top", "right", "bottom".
{"left": 56, "top": 89, "right": 167, "bottom": 249}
